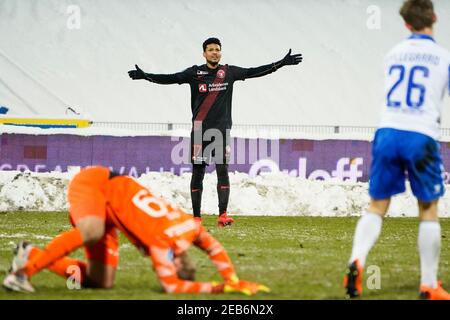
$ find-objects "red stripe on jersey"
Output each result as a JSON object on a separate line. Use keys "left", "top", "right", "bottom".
{"left": 193, "top": 65, "right": 228, "bottom": 131}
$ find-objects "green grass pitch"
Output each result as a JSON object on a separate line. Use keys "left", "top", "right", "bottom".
{"left": 0, "top": 212, "right": 448, "bottom": 300}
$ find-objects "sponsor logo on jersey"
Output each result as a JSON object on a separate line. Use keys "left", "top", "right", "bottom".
{"left": 217, "top": 69, "right": 226, "bottom": 79}
{"left": 198, "top": 84, "right": 207, "bottom": 92}
{"left": 197, "top": 70, "right": 209, "bottom": 75}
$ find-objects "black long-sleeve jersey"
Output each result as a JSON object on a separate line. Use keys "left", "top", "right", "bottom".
{"left": 144, "top": 62, "right": 284, "bottom": 132}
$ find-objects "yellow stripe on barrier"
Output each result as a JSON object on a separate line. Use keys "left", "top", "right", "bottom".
{"left": 0, "top": 118, "right": 92, "bottom": 128}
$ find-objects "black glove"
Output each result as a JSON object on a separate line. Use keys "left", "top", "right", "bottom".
{"left": 128, "top": 64, "right": 147, "bottom": 80}
{"left": 280, "top": 49, "right": 302, "bottom": 66}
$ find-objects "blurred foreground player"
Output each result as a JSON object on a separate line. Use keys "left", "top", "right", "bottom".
{"left": 344, "top": 0, "right": 450, "bottom": 300}
{"left": 3, "top": 166, "right": 269, "bottom": 295}
{"left": 129, "top": 38, "right": 302, "bottom": 227}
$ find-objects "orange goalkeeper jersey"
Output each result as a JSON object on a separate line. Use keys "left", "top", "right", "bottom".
{"left": 67, "top": 166, "right": 236, "bottom": 293}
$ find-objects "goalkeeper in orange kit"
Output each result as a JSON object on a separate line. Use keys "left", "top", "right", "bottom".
{"left": 2, "top": 166, "right": 269, "bottom": 295}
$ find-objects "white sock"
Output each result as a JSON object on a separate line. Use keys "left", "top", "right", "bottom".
{"left": 349, "top": 211, "right": 383, "bottom": 267}
{"left": 418, "top": 221, "right": 441, "bottom": 288}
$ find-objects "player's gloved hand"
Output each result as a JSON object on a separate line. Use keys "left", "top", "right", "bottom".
{"left": 280, "top": 49, "right": 302, "bottom": 66}
{"left": 128, "top": 64, "right": 147, "bottom": 80}
{"left": 223, "top": 280, "right": 271, "bottom": 296}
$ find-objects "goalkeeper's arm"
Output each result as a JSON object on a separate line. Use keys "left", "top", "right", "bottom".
{"left": 193, "top": 226, "right": 239, "bottom": 282}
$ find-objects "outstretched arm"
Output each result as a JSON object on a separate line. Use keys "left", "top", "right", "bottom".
{"left": 148, "top": 226, "right": 236, "bottom": 294}
{"left": 128, "top": 64, "right": 191, "bottom": 85}
{"left": 234, "top": 49, "right": 303, "bottom": 80}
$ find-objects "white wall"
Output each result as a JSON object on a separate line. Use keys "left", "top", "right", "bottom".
{"left": 1, "top": 0, "right": 449, "bottom": 126}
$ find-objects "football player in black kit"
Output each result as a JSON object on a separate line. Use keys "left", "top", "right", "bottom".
{"left": 129, "top": 38, "right": 302, "bottom": 227}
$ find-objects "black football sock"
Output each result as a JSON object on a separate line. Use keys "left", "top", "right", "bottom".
{"left": 191, "top": 164, "right": 206, "bottom": 218}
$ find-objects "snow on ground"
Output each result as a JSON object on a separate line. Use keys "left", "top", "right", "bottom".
{"left": 0, "top": 170, "right": 449, "bottom": 217}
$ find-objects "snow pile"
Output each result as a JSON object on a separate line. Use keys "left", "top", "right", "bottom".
{"left": 0, "top": 170, "right": 449, "bottom": 217}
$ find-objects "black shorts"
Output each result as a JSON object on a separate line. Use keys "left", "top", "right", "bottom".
{"left": 190, "top": 130, "right": 231, "bottom": 165}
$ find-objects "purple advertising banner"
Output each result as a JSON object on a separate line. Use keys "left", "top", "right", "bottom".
{"left": 1, "top": 133, "right": 450, "bottom": 183}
